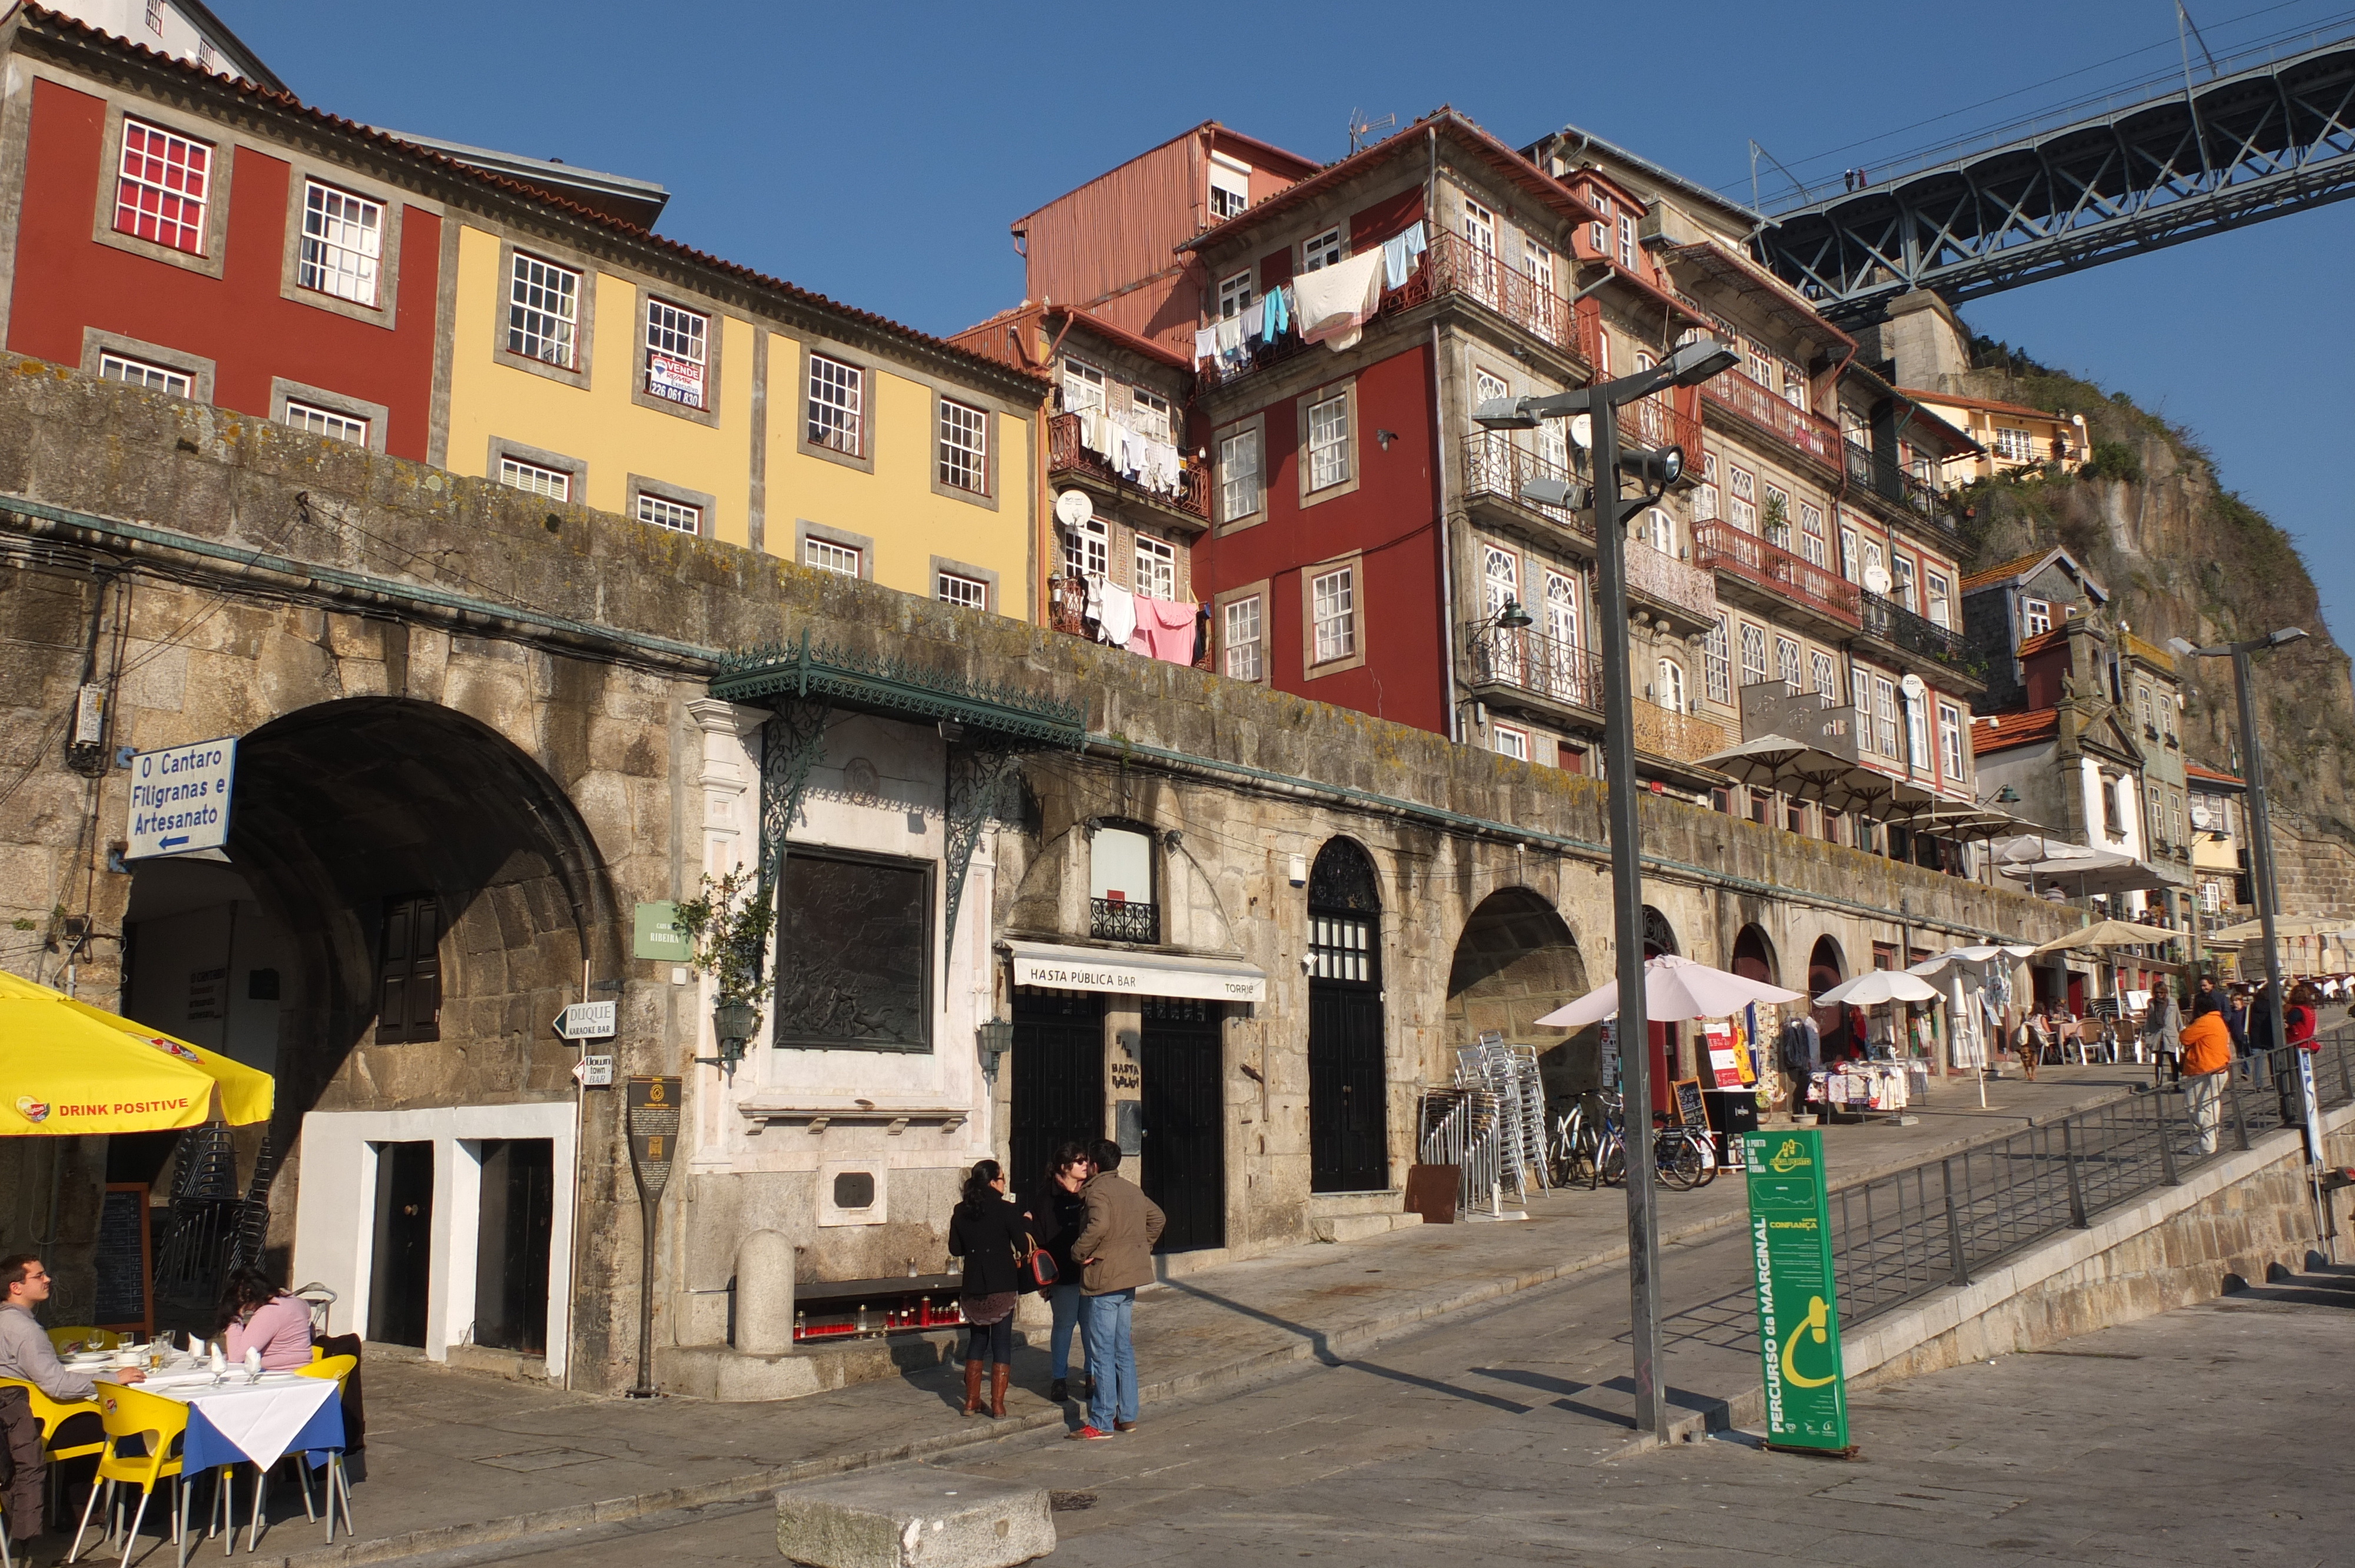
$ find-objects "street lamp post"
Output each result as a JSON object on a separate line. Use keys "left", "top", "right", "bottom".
{"left": 2168, "top": 628, "right": 2306, "bottom": 1056}
{"left": 1478, "top": 337, "right": 1740, "bottom": 1444}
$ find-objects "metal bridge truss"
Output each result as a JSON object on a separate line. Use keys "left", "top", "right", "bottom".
{"left": 1757, "top": 36, "right": 2355, "bottom": 318}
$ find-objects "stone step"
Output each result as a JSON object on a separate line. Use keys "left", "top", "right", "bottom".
{"left": 1310, "top": 1211, "right": 1423, "bottom": 1244}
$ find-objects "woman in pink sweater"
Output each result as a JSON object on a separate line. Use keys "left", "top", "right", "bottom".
{"left": 218, "top": 1267, "right": 314, "bottom": 1370}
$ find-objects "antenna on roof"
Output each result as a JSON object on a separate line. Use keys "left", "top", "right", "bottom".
{"left": 1348, "top": 109, "right": 1396, "bottom": 154}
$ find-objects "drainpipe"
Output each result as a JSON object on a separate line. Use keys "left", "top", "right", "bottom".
{"left": 1427, "top": 126, "right": 1462, "bottom": 743}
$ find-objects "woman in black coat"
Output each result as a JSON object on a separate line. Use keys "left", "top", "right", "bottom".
{"left": 947, "top": 1159, "right": 1035, "bottom": 1418}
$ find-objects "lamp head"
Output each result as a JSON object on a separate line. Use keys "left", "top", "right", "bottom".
{"left": 1995, "top": 785, "right": 2020, "bottom": 805}
{"left": 1664, "top": 338, "right": 1740, "bottom": 387}
{"left": 1518, "top": 476, "right": 1591, "bottom": 510}
{"left": 1617, "top": 443, "right": 1683, "bottom": 498}
{"left": 1473, "top": 396, "right": 1540, "bottom": 431}
{"left": 2165, "top": 636, "right": 2197, "bottom": 657}
{"left": 1495, "top": 599, "right": 1534, "bottom": 631}
{"left": 2268, "top": 627, "right": 2309, "bottom": 647}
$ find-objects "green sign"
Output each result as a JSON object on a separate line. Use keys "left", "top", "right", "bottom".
{"left": 1742, "top": 1128, "right": 1850, "bottom": 1451}
{"left": 633, "top": 901, "right": 692, "bottom": 962}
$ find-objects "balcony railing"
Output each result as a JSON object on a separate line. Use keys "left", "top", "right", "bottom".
{"left": 1458, "top": 433, "right": 1592, "bottom": 539}
{"left": 1702, "top": 370, "right": 1842, "bottom": 467}
{"left": 1623, "top": 393, "right": 1702, "bottom": 460}
{"left": 1693, "top": 519, "right": 1862, "bottom": 628}
{"left": 1464, "top": 620, "right": 1603, "bottom": 712}
{"left": 1859, "top": 592, "right": 1978, "bottom": 673}
{"left": 1631, "top": 699, "right": 1730, "bottom": 766}
{"left": 1090, "top": 898, "right": 1160, "bottom": 944}
{"left": 1404, "top": 231, "right": 1578, "bottom": 355}
{"left": 1049, "top": 413, "right": 1210, "bottom": 521}
{"left": 1623, "top": 539, "right": 1717, "bottom": 622}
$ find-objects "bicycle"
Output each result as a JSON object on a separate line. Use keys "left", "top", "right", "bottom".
{"left": 1580, "top": 1093, "right": 1718, "bottom": 1191}
{"left": 1550, "top": 1094, "right": 1609, "bottom": 1187}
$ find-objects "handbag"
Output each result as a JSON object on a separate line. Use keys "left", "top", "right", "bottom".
{"left": 1025, "top": 1245, "right": 1059, "bottom": 1290}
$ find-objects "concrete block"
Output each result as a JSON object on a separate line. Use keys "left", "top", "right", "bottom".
{"left": 737, "top": 1230, "right": 796, "bottom": 1355}
{"left": 775, "top": 1468, "right": 1053, "bottom": 1568}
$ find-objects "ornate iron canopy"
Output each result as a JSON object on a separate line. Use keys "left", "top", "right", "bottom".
{"left": 711, "top": 627, "right": 1086, "bottom": 748}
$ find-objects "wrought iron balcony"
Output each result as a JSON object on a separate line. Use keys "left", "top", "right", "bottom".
{"left": 1402, "top": 231, "right": 1580, "bottom": 356}
{"left": 1701, "top": 369, "right": 1842, "bottom": 468}
{"left": 1859, "top": 592, "right": 1979, "bottom": 674}
{"left": 1463, "top": 620, "right": 1603, "bottom": 714}
{"left": 1631, "top": 699, "right": 1730, "bottom": 766}
{"left": 1090, "top": 898, "right": 1160, "bottom": 944}
{"left": 1621, "top": 391, "right": 1703, "bottom": 464}
{"left": 1692, "top": 519, "right": 1861, "bottom": 629}
{"left": 1458, "top": 433, "right": 1593, "bottom": 541}
{"left": 1049, "top": 412, "right": 1210, "bottom": 523}
{"left": 1623, "top": 539, "right": 1718, "bottom": 627}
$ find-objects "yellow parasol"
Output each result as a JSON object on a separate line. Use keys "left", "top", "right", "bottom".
{"left": 2029, "top": 919, "right": 2176, "bottom": 956}
{"left": 0, "top": 971, "right": 273, "bottom": 1135}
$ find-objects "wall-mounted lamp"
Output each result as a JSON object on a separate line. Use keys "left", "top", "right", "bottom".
{"left": 698, "top": 998, "right": 761, "bottom": 1077}
{"left": 1495, "top": 599, "right": 1534, "bottom": 631}
{"left": 977, "top": 1018, "right": 1014, "bottom": 1081}
{"left": 1994, "top": 785, "right": 2021, "bottom": 805}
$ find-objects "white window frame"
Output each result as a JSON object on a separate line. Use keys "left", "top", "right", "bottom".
{"left": 936, "top": 572, "right": 989, "bottom": 611}
{"left": 1130, "top": 387, "right": 1172, "bottom": 444}
{"left": 1543, "top": 569, "right": 1581, "bottom": 653}
{"left": 1134, "top": 533, "right": 1176, "bottom": 600}
{"left": 1656, "top": 657, "right": 1686, "bottom": 712}
{"left": 1875, "top": 677, "right": 1899, "bottom": 759}
{"left": 1839, "top": 526, "right": 1859, "bottom": 583}
{"left": 1704, "top": 614, "right": 1732, "bottom": 705}
{"left": 1521, "top": 237, "right": 1555, "bottom": 297}
{"left": 1994, "top": 426, "right": 2035, "bottom": 463}
{"left": 643, "top": 297, "right": 709, "bottom": 410}
{"left": 145, "top": 0, "right": 164, "bottom": 33}
{"left": 1223, "top": 595, "right": 1263, "bottom": 682}
{"left": 1303, "top": 226, "right": 1344, "bottom": 271}
{"left": 808, "top": 354, "right": 864, "bottom": 456}
{"left": 1061, "top": 357, "right": 1106, "bottom": 413}
{"left": 1481, "top": 541, "right": 1520, "bottom": 620}
{"left": 115, "top": 118, "right": 211, "bottom": 255}
{"left": 1209, "top": 153, "right": 1251, "bottom": 220}
{"left": 499, "top": 456, "right": 570, "bottom": 501}
{"left": 2024, "top": 596, "right": 2052, "bottom": 636}
{"left": 1926, "top": 570, "right": 1953, "bottom": 629}
{"left": 508, "top": 251, "right": 581, "bottom": 369}
{"left": 1492, "top": 724, "right": 1530, "bottom": 761}
{"left": 298, "top": 181, "right": 383, "bottom": 306}
{"left": 99, "top": 351, "right": 190, "bottom": 397}
{"left": 1728, "top": 464, "right": 1757, "bottom": 533}
{"left": 1617, "top": 213, "right": 1637, "bottom": 268}
{"left": 1219, "top": 427, "right": 1262, "bottom": 523}
{"left": 1461, "top": 202, "right": 1495, "bottom": 258}
{"left": 283, "top": 398, "right": 368, "bottom": 444}
{"left": 1811, "top": 650, "right": 1837, "bottom": 697}
{"left": 636, "top": 493, "right": 702, "bottom": 535}
{"left": 1218, "top": 270, "right": 1253, "bottom": 320}
{"left": 1890, "top": 553, "right": 1916, "bottom": 610}
{"left": 937, "top": 400, "right": 989, "bottom": 493}
{"left": 1799, "top": 501, "right": 1827, "bottom": 566}
{"left": 1306, "top": 391, "right": 1351, "bottom": 493}
{"left": 1311, "top": 566, "right": 1356, "bottom": 663}
{"left": 1063, "top": 516, "right": 1108, "bottom": 583}
{"left": 1775, "top": 636, "right": 1802, "bottom": 692}
{"left": 804, "top": 536, "right": 863, "bottom": 577}
{"left": 1938, "top": 701, "right": 1966, "bottom": 783}
{"left": 1739, "top": 622, "right": 1769, "bottom": 689}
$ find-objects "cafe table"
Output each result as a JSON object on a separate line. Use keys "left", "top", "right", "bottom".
{"left": 85, "top": 1360, "right": 344, "bottom": 1552}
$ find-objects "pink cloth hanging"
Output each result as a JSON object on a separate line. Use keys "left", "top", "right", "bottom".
{"left": 1126, "top": 596, "right": 1199, "bottom": 663}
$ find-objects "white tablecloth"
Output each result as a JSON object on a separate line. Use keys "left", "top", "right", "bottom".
{"left": 131, "top": 1370, "right": 337, "bottom": 1469}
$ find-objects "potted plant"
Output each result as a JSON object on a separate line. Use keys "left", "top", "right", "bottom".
{"left": 673, "top": 866, "right": 775, "bottom": 1074}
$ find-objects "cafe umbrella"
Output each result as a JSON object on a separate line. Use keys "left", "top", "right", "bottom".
{"left": 1534, "top": 952, "right": 1804, "bottom": 1028}
{"left": 0, "top": 970, "right": 273, "bottom": 1135}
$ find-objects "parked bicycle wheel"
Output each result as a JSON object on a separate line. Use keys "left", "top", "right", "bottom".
{"left": 1655, "top": 1131, "right": 1706, "bottom": 1190}
{"left": 1593, "top": 1135, "right": 1626, "bottom": 1188}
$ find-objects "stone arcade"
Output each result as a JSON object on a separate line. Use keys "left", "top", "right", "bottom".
{"left": 0, "top": 359, "right": 2070, "bottom": 1393}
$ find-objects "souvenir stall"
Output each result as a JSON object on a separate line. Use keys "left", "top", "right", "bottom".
{"left": 1809, "top": 970, "right": 1942, "bottom": 1120}
{"left": 1908, "top": 944, "right": 2038, "bottom": 1107}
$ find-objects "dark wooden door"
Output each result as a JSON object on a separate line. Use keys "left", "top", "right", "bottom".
{"left": 1140, "top": 998, "right": 1225, "bottom": 1253}
{"left": 1308, "top": 985, "right": 1387, "bottom": 1192}
{"left": 369, "top": 1141, "right": 433, "bottom": 1347}
{"left": 1009, "top": 989, "right": 1104, "bottom": 1206}
{"left": 472, "top": 1138, "right": 553, "bottom": 1354}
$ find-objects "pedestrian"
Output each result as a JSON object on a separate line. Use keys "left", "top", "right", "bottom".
{"left": 1067, "top": 1138, "right": 1164, "bottom": 1441}
{"left": 947, "top": 1160, "right": 1036, "bottom": 1420}
{"left": 1032, "top": 1141, "right": 1093, "bottom": 1403}
{"left": 0, "top": 1254, "right": 142, "bottom": 1553}
{"left": 2286, "top": 983, "right": 2321, "bottom": 1052}
{"left": 2144, "top": 985, "right": 2182, "bottom": 1088}
{"left": 2223, "top": 987, "right": 2250, "bottom": 1057}
{"left": 2192, "top": 975, "right": 2221, "bottom": 1017}
{"left": 2180, "top": 1003, "right": 2233, "bottom": 1154}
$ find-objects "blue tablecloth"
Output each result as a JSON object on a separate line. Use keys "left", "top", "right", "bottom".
{"left": 181, "top": 1389, "right": 344, "bottom": 1472}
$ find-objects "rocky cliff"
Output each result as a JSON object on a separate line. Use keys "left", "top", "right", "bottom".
{"left": 1951, "top": 343, "right": 2355, "bottom": 916}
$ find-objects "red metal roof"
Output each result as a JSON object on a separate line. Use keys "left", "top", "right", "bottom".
{"left": 1961, "top": 549, "right": 2062, "bottom": 593}
{"left": 14, "top": 5, "right": 1046, "bottom": 394}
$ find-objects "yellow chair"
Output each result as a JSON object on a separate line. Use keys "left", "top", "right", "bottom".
{"left": 43, "top": 1328, "right": 120, "bottom": 1356}
{"left": 0, "top": 1377, "right": 105, "bottom": 1463}
{"left": 291, "top": 1356, "right": 358, "bottom": 1543}
{"left": 67, "top": 1382, "right": 187, "bottom": 1568}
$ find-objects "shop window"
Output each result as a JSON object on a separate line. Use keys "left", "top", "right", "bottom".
{"left": 773, "top": 848, "right": 932, "bottom": 1051}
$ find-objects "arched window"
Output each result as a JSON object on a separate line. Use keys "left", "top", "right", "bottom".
{"left": 1308, "top": 839, "right": 1381, "bottom": 982}
{"left": 1089, "top": 820, "right": 1159, "bottom": 943}
{"left": 1656, "top": 657, "right": 1686, "bottom": 712}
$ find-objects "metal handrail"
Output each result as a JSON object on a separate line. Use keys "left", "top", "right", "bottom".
{"left": 1701, "top": 368, "right": 1842, "bottom": 467}
{"left": 1623, "top": 539, "right": 1717, "bottom": 620}
{"left": 1089, "top": 897, "right": 1159, "bottom": 944}
{"left": 1827, "top": 1022, "right": 2355, "bottom": 1326}
{"left": 1859, "top": 591, "right": 1973, "bottom": 669}
{"left": 1048, "top": 412, "right": 1210, "bottom": 520}
{"left": 1463, "top": 619, "right": 1603, "bottom": 710}
{"left": 1693, "top": 519, "right": 1860, "bottom": 626}
{"left": 1458, "top": 433, "right": 1592, "bottom": 537}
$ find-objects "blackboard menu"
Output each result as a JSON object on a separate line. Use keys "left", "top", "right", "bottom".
{"left": 1671, "top": 1079, "right": 1707, "bottom": 1131}
{"left": 93, "top": 1183, "right": 152, "bottom": 1333}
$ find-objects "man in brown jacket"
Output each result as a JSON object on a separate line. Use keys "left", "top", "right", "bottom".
{"left": 1068, "top": 1138, "right": 1165, "bottom": 1440}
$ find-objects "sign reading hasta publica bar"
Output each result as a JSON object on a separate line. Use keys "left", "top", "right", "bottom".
{"left": 1742, "top": 1128, "right": 1851, "bottom": 1453}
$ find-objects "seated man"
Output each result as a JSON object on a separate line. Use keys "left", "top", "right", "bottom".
{"left": 0, "top": 1254, "right": 141, "bottom": 1551}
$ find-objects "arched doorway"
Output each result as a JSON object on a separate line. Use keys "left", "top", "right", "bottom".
{"left": 1732, "top": 925, "right": 1777, "bottom": 985}
{"left": 1638, "top": 905, "right": 1680, "bottom": 1116}
{"left": 1445, "top": 890, "right": 1589, "bottom": 1114}
{"left": 1807, "top": 936, "right": 1855, "bottom": 1058}
{"left": 127, "top": 697, "right": 617, "bottom": 1366}
{"left": 1306, "top": 839, "right": 1385, "bottom": 1192}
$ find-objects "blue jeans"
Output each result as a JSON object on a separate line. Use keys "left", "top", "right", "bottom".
{"left": 1080, "top": 1288, "right": 1137, "bottom": 1430}
{"left": 1049, "top": 1282, "right": 1087, "bottom": 1380}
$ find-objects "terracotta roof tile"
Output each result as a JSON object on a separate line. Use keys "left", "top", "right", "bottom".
{"left": 17, "top": 5, "right": 1046, "bottom": 393}
{"left": 2016, "top": 627, "right": 2067, "bottom": 659}
{"left": 1972, "top": 709, "right": 2059, "bottom": 753}
{"left": 2185, "top": 762, "right": 2246, "bottom": 787}
{"left": 1960, "top": 549, "right": 2055, "bottom": 592}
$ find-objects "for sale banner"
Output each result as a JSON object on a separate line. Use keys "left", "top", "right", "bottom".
{"left": 1742, "top": 1128, "right": 1850, "bottom": 1451}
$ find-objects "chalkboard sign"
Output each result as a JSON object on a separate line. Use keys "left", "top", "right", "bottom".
{"left": 93, "top": 1183, "right": 152, "bottom": 1334}
{"left": 1671, "top": 1079, "right": 1707, "bottom": 1131}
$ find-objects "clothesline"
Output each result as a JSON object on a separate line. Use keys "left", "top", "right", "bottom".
{"left": 1193, "top": 221, "right": 1427, "bottom": 373}
{"left": 1073, "top": 409, "right": 1186, "bottom": 497}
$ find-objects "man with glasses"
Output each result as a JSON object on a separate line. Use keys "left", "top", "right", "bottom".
{"left": 1, "top": 1255, "right": 142, "bottom": 1554}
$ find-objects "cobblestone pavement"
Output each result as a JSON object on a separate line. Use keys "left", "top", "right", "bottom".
{"left": 453, "top": 1260, "right": 2355, "bottom": 1568}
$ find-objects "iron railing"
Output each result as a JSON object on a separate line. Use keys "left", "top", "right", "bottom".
{"left": 1090, "top": 897, "right": 1160, "bottom": 944}
{"left": 1458, "top": 434, "right": 1592, "bottom": 539}
{"left": 1464, "top": 620, "right": 1603, "bottom": 712}
{"left": 1048, "top": 412, "right": 1210, "bottom": 521}
{"left": 1827, "top": 1024, "right": 2355, "bottom": 1326}
{"left": 1630, "top": 698, "right": 1729, "bottom": 765}
{"left": 1693, "top": 519, "right": 1861, "bottom": 627}
{"left": 1859, "top": 592, "right": 1975, "bottom": 672}
{"left": 1701, "top": 369, "right": 1843, "bottom": 467}
{"left": 1623, "top": 540, "right": 1717, "bottom": 622}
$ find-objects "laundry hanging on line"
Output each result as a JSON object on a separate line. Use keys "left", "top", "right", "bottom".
{"left": 1292, "top": 250, "right": 1387, "bottom": 353}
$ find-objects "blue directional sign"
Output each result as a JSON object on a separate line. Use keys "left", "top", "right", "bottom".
{"left": 125, "top": 736, "right": 238, "bottom": 859}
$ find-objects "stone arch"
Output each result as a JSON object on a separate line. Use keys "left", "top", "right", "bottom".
{"left": 1445, "top": 889, "right": 1592, "bottom": 1109}
{"left": 1308, "top": 836, "right": 1382, "bottom": 913}
{"left": 1732, "top": 923, "right": 1778, "bottom": 986}
{"left": 1306, "top": 836, "right": 1385, "bottom": 1192}
{"left": 1806, "top": 935, "right": 1856, "bottom": 1054}
{"left": 1641, "top": 905, "right": 1678, "bottom": 958}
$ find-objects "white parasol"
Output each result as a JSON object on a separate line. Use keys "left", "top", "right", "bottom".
{"left": 1813, "top": 969, "right": 1942, "bottom": 1007}
{"left": 1535, "top": 952, "right": 1805, "bottom": 1028}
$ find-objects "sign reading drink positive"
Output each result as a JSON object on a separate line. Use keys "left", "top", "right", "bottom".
{"left": 1741, "top": 1128, "right": 1852, "bottom": 1453}
{"left": 124, "top": 736, "right": 237, "bottom": 859}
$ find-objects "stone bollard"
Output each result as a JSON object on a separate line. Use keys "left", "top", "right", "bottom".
{"left": 737, "top": 1229, "right": 796, "bottom": 1356}
{"left": 775, "top": 1469, "right": 1053, "bottom": 1568}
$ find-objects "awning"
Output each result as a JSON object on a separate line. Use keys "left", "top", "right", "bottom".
{"left": 1006, "top": 940, "right": 1267, "bottom": 1003}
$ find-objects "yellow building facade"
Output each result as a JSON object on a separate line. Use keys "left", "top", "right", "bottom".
{"left": 440, "top": 217, "right": 1042, "bottom": 618}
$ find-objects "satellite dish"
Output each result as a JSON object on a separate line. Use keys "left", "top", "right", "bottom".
{"left": 2188, "top": 798, "right": 2218, "bottom": 832}
{"left": 1863, "top": 563, "right": 1892, "bottom": 596}
{"left": 1054, "top": 489, "right": 1093, "bottom": 528}
{"left": 1900, "top": 673, "right": 1927, "bottom": 701}
{"left": 1569, "top": 413, "right": 1593, "bottom": 450}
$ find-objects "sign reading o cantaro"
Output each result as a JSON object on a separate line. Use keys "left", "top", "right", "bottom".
{"left": 124, "top": 736, "right": 238, "bottom": 859}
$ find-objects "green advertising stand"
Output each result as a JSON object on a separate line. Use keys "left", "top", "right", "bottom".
{"left": 1741, "top": 1128, "right": 1853, "bottom": 1455}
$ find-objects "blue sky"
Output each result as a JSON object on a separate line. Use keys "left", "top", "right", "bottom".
{"left": 226, "top": 0, "right": 2354, "bottom": 642}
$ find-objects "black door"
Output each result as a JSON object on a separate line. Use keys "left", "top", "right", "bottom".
{"left": 472, "top": 1138, "right": 553, "bottom": 1354}
{"left": 1140, "top": 997, "right": 1225, "bottom": 1253}
{"left": 1009, "top": 988, "right": 1104, "bottom": 1205}
{"left": 1309, "top": 984, "right": 1388, "bottom": 1191}
{"left": 369, "top": 1141, "right": 433, "bottom": 1347}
